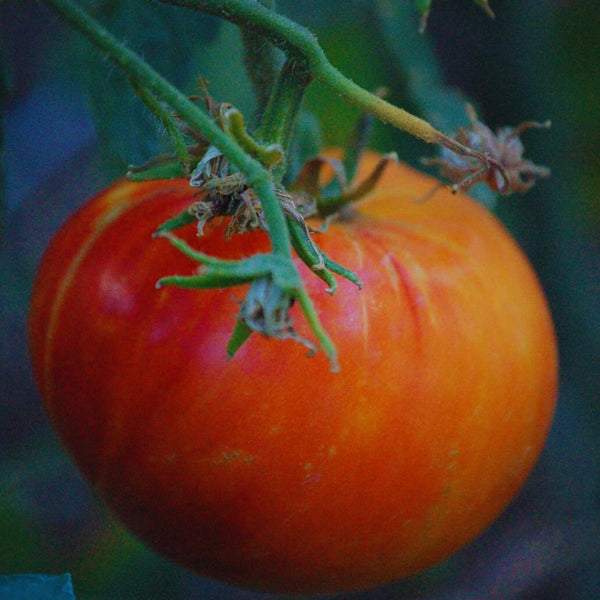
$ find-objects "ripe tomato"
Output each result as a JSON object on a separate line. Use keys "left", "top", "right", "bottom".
{"left": 28, "top": 152, "right": 557, "bottom": 594}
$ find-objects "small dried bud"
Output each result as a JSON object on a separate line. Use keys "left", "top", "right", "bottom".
{"left": 239, "top": 278, "right": 316, "bottom": 354}
{"left": 424, "top": 105, "right": 551, "bottom": 195}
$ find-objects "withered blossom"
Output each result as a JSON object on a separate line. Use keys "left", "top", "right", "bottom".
{"left": 424, "top": 105, "right": 551, "bottom": 195}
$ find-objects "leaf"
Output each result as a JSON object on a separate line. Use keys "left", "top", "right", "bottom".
{"left": 0, "top": 574, "right": 76, "bottom": 600}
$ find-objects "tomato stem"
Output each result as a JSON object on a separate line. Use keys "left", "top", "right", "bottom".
{"left": 153, "top": 0, "right": 437, "bottom": 143}
{"left": 240, "top": 0, "right": 282, "bottom": 114}
{"left": 253, "top": 57, "right": 313, "bottom": 182}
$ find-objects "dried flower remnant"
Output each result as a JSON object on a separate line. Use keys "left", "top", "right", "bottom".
{"left": 239, "top": 277, "right": 316, "bottom": 353}
{"left": 424, "top": 105, "right": 551, "bottom": 195}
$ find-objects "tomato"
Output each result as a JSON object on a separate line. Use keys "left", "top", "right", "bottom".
{"left": 28, "top": 151, "right": 557, "bottom": 594}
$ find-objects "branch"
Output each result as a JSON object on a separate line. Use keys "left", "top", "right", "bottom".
{"left": 154, "top": 0, "right": 497, "bottom": 166}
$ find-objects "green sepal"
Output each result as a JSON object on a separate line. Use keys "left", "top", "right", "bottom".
{"left": 323, "top": 256, "right": 363, "bottom": 289}
{"left": 287, "top": 218, "right": 337, "bottom": 293}
{"left": 227, "top": 319, "right": 254, "bottom": 360}
{"left": 155, "top": 231, "right": 289, "bottom": 289}
{"left": 154, "top": 209, "right": 197, "bottom": 235}
{"left": 287, "top": 218, "right": 362, "bottom": 292}
{"left": 127, "top": 159, "right": 186, "bottom": 181}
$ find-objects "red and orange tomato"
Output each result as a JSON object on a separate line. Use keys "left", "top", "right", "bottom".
{"left": 28, "top": 152, "right": 557, "bottom": 593}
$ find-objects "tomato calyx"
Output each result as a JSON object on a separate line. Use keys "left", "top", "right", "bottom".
{"left": 155, "top": 230, "right": 336, "bottom": 366}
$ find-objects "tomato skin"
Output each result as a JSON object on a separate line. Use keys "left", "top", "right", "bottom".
{"left": 28, "top": 152, "right": 557, "bottom": 594}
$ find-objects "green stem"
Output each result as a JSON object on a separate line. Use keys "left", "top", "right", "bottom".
{"left": 240, "top": 0, "right": 282, "bottom": 114}
{"left": 155, "top": 0, "right": 503, "bottom": 169}
{"left": 295, "top": 288, "right": 339, "bottom": 372}
{"left": 254, "top": 57, "right": 312, "bottom": 182}
{"left": 155, "top": 0, "right": 441, "bottom": 145}
{"left": 42, "top": 0, "right": 340, "bottom": 368}
{"left": 42, "top": 0, "right": 291, "bottom": 259}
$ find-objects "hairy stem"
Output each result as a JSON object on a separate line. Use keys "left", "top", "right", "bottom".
{"left": 41, "top": 0, "right": 341, "bottom": 367}
{"left": 254, "top": 57, "right": 312, "bottom": 181}
{"left": 241, "top": 0, "right": 283, "bottom": 114}
{"left": 155, "top": 0, "right": 503, "bottom": 169}
{"left": 155, "top": 0, "right": 440, "bottom": 144}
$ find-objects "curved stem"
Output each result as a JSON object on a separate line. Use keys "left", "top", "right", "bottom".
{"left": 41, "top": 0, "right": 342, "bottom": 368}
{"left": 156, "top": 0, "right": 440, "bottom": 144}
{"left": 155, "top": 0, "right": 503, "bottom": 170}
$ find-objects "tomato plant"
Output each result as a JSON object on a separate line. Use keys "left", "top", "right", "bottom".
{"left": 28, "top": 151, "right": 557, "bottom": 594}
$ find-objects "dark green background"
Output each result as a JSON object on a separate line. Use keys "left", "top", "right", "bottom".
{"left": 1, "top": 1, "right": 599, "bottom": 598}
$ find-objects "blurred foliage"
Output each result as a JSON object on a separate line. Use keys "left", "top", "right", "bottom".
{"left": 1, "top": 1, "right": 599, "bottom": 599}
{"left": 552, "top": 3, "right": 600, "bottom": 226}
{"left": 0, "top": 574, "right": 75, "bottom": 600}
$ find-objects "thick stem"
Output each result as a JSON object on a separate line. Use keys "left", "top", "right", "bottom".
{"left": 254, "top": 57, "right": 312, "bottom": 181}
{"left": 241, "top": 0, "right": 283, "bottom": 114}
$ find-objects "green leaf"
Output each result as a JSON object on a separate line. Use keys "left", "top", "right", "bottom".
{"left": 154, "top": 207, "right": 197, "bottom": 234}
